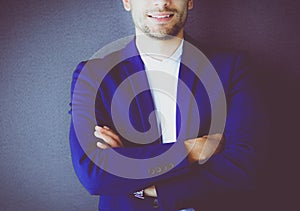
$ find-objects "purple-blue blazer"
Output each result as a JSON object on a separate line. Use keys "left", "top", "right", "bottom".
{"left": 69, "top": 36, "right": 267, "bottom": 211}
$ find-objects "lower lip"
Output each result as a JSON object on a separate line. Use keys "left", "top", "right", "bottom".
{"left": 148, "top": 15, "right": 174, "bottom": 23}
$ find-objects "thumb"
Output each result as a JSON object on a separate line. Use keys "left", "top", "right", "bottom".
{"left": 198, "top": 135, "right": 222, "bottom": 164}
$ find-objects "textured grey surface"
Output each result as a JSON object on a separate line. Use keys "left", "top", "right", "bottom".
{"left": 0, "top": 0, "right": 299, "bottom": 210}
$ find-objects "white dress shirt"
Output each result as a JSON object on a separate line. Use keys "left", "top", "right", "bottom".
{"left": 140, "top": 41, "right": 195, "bottom": 211}
{"left": 140, "top": 41, "right": 183, "bottom": 144}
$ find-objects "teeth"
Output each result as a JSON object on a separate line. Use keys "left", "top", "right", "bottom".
{"left": 150, "top": 14, "right": 171, "bottom": 19}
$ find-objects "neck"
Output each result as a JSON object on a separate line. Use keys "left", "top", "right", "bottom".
{"left": 136, "top": 30, "right": 184, "bottom": 60}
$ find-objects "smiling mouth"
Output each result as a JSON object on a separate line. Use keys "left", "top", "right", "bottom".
{"left": 147, "top": 14, "right": 174, "bottom": 19}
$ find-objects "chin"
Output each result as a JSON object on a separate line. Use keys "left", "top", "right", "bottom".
{"left": 141, "top": 25, "right": 182, "bottom": 40}
{"left": 147, "top": 33, "right": 174, "bottom": 40}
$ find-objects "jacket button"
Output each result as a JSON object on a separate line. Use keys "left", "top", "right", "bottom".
{"left": 163, "top": 165, "right": 168, "bottom": 172}
{"left": 168, "top": 163, "right": 174, "bottom": 169}
{"left": 155, "top": 167, "right": 162, "bottom": 173}
{"left": 149, "top": 168, "right": 155, "bottom": 175}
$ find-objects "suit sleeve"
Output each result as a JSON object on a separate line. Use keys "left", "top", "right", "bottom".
{"left": 69, "top": 61, "right": 190, "bottom": 196}
{"left": 155, "top": 55, "right": 269, "bottom": 210}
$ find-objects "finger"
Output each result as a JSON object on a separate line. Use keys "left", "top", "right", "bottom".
{"left": 206, "top": 133, "right": 223, "bottom": 141}
{"left": 95, "top": 125, "right": 103, "bottom": 132}
{"left": 95, "top": 125, "right": 111, "bottom": 132}
{"left": 95, "top": 125, "right": 123, "bottom": 147}
{"left": 94, "top": 131, "right": 111, "bottom": 147}
{"left": 198, "top": 136, "right": 221, "bottom": 164}
{"left": 185, "top": 137, "right": 207, "bottom": 146}
{"left": 94, "top": 131, "right": 106, "bottom": 140}
{"left": 95, "top": 126, "right": 123, "bottom": 146}
{"left": 99, "top": 128, "right": 122, "bottom": 145}
{"left": 184, "top": 138, "right": 198, "bottom": 145}
{"left": 94, "top": 131, "right": 120, "bottom": 148}
{"left": 183, "top": 138, "right": 196, "bottom": 152}
{"left": 96, "top": 141, "right": 109, "bottom": 149}
{"left": 184, "top": 138, "right": 207, "bottom": 158}
{"left": 95, "top": 125, "right": 111, "bottom": 133}
{"left": 206, "top": 133, "right": 224, "bottom": 153}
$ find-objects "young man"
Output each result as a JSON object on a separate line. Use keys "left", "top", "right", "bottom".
{"left": 70, "top": 0, "right": 266, "bottom": 210}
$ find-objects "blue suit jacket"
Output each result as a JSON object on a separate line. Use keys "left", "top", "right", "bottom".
{"left": 69, "top": 36, "right": 267, "bottom": 211}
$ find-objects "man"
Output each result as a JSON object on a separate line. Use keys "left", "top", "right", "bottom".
{"left": 70, "top": 0, "right": 266, "bottom": 210}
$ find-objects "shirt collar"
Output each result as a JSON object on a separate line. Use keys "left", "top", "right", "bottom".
{"left": 139, "top": 39, "right": 184, "bottom": 64}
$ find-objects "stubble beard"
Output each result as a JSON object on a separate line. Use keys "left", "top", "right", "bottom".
{"left": 143, "top": 22, "right": 183, "bottom": 40}
{"left": 136, "top": 9, "right": 188, "bottom": 40}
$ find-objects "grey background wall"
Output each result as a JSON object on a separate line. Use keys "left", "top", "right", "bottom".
{"left": 0, "top": 0, "right": 299, "bottom": 210}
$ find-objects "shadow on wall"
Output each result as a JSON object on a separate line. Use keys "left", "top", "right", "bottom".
{"left": 186, "top": 0, "right": 299, "bottom": 209}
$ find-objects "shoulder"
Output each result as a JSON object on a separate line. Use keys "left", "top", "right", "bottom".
{"left": 71, "top": 46, "right": 129, "bottom": 85}
{"left": 187, "top": 35, "right": 250, "bottom": 75}
{"left": 184, "top": 35, "right": 254, "bottom": 93}
{"left": 185, "top": 34, "right": 246, "bottom": 66}
{"left": 74, "top": 49, "right": 124, "bottom": 74}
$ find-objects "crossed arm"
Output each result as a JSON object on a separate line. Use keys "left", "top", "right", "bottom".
{"left": 70, "top": 55, "right": 266, "bottom": 210}
{"left": 94, "top": 125, "right": 224, "bottom": 197}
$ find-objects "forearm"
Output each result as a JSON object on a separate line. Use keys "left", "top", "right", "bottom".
{"left": 70, "top": 121, "right": 190, "bottom": 195}
{"left": 156, "top": 141, "right": 258, "bottom": 210}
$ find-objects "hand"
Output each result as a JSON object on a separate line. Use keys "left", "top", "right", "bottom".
{"left": 94, "top": 125, "right": 123, "bottom": 149}
{"left": 184, "top": 133, "right": 224, "bottom": 163}
{"left": 144, "top": 185, "right": 157, "bottom": 198}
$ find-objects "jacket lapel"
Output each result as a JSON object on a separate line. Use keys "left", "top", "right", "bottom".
{"left": 120, "top": 40, "right": 161, "bottom": 145}
{"left": 117, "top": 37, "right": 215, "bottom": 145}
{"left": 176, "top": 40, "right": 214, "bottom": 142}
